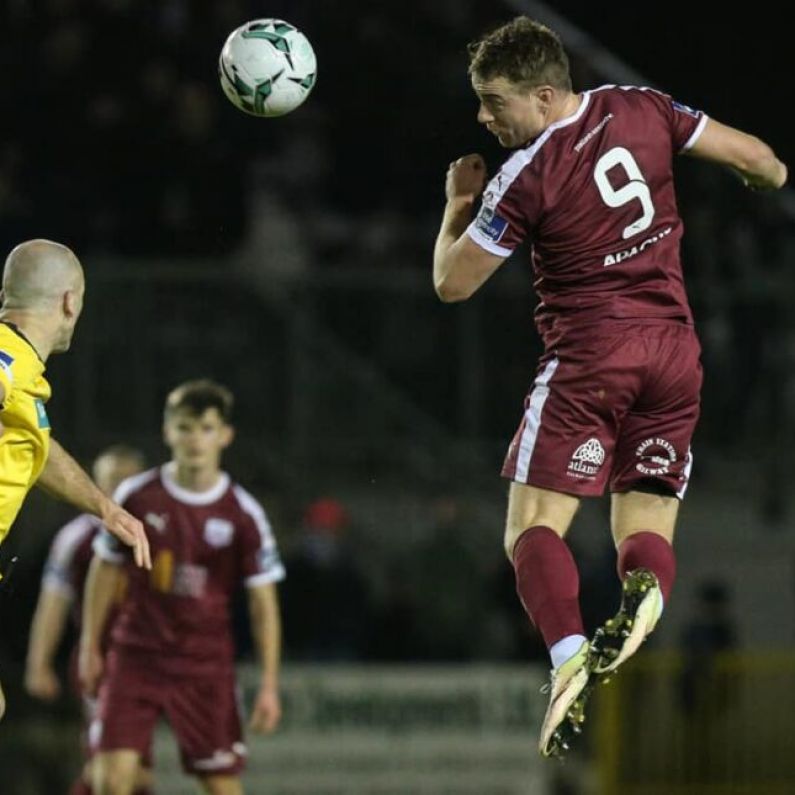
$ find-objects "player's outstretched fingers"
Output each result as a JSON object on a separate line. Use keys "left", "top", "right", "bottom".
{"left": 106, "top": 507, "right": 151, "bottom": 569}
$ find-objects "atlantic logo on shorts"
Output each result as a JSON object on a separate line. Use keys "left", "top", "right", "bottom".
{"left": 635, "top": 437, "right": 677, "bottom": 476}
{"left": 567, "top": 438, "right": 605, "bottom": 480}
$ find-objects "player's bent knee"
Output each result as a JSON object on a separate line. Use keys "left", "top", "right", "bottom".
{"left": 503, "top": 524, "right": 526, "bottom": 561}
{"left": 504, "top": 483, "right": 579, "bottom": 560}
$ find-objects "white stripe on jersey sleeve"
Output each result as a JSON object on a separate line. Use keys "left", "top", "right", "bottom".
{"left": 92, "top": 530, "right": 126, "bottom": 565}
{"left": 681, "top": 114, "right": 709, "bottom": 152}
{"left": 41, "top": 514, "right": 97, "bottom": 599}
{"left": 232, "top": 485, "right": 286, "bottom": 587}
{"left": 465, "top": 225, "right": 515, "bottom": 257}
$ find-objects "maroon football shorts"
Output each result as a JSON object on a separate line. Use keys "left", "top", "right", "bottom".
{"left": 502, "top": 321, "right": 702, "bottom": 497}
{"left": 69, "top": 646, "right": 155, "bottom": 767}
{"left": 91, "top": 649, "right": 245, "bottom": 776}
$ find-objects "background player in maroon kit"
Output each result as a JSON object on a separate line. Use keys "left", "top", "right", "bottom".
{"left": 24, "top": 444, "right": 152, "bottom": 795}
{"left": 80, "top": 380, "right": 285, "bottom": 795}
{"left": 433, "top": 16, "right": 787, "bottom": 757}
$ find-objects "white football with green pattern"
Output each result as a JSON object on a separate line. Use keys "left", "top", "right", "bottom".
{"left": 219, "top": 19, "right": 317, "bottom": 118}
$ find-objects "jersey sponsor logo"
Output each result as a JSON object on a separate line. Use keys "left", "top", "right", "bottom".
{"left": 672, "top": 100, "right": 699, "bottom": 118}
{"left": 603, "top": 226, "right": 672, "bottom": 267}
{"left": 474, "top": 206, "right": 508, "bottom": 243}
{"left": 204, "top": 518, "right": 234, "bottom": 548}
{"left": 635, "top": 437, "right": 677, "bottom": 476}
{"left": 567, "top": 437, "right": 605, "bottom": 479}
{"left": 173, "top": 563, "right": 208, "bottom": 597}
{"left": 34, "top": 398, "right": 50, "bottom": 429}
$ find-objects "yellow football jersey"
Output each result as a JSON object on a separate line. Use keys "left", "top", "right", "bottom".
{"left": 0, "top": 321, "right": 52, "bottom": 544}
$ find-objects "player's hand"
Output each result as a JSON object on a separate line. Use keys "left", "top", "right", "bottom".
{"left": 249, "top": 685, "right": 281, "bottom": 734}
{"left": 446, "top": 154, "right": 488, "bottom": 202}
{"left": 101, "top": 500, "right": 151, "bottom": 570}
{"left": 78, "top": 643, "right": 103, "bottom": 697}
{"left": 0, "top": 679, "right": 5, "bottom": 722}
{"left": 24, "top": 665, "right": 61, "bottom": 702}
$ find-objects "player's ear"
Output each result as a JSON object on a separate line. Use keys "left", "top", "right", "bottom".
{"left": 220, "top": 424, "right": 235, "bottom": 448}
{"left": 536, "top": 86, "right": 554, "bottom": 110}
{"left": 63, "top": 289, "right": 78, "bottom": 318}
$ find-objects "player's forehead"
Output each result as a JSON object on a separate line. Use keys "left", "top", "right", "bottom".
{"left": 167, "top": 406, "right": 225, "bottom": 425}
{"left": 471, "top": 73, "right": 520, "bottom": 100}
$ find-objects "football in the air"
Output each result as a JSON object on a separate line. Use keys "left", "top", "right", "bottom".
{"left": 218, "top": 19, "right": 317, "bottom": 118}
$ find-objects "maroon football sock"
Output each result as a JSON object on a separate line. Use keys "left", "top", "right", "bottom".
{"left": 511, "top": 526, "right": 585, "bottom": 648}
{"left": 68, "top": 778, "right": 92, "bottom": 795}
{"left": 617, "top": 530, "right": 676, "bottom": 601}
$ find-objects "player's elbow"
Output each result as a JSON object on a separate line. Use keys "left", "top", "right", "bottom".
{"left": 434, "top": 277, "right": 471, "bottom": 303}
{"left": 739, "top": 138, "right": 788, "bottom": 189}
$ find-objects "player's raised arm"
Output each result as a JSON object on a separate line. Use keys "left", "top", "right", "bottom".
{"left": 37, "top": 440, "right": 151, "bottom": 569}
{"left": 247, "top": 583, "right": 283, "bottom": 734}
{"left": 685, "top": 117, "right": 787, "bottom": 191}
{"left": 433, "top": 154, "right": 506, "bottom": 302}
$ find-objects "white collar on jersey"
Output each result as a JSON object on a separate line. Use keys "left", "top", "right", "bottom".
{"left": 548, "top": 91, "right": 591, "bottom": 133}
{"left": 160, "top": 462, "right": 231, "bottom": 506}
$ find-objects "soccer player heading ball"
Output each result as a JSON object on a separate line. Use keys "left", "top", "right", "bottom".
{"left": 433, "top": 16, "right": 787, "bottom": 757}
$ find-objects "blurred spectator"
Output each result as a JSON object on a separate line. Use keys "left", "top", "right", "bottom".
{"left": 281, "top": 497, "right": 371, "bottom": 661}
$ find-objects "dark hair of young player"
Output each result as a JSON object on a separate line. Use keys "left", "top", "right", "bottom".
{"left": 163, "top": 379, "right": 234, "bottom": 423}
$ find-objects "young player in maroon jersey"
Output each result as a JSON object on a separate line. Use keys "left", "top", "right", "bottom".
{"left": 24, "top": 445, "right": 152, "bottom": 795}
{"left": 80, "top": 380, "right": 285, "bottom": 795}
{"left": 433, "top": 17, "right": 787, "bottom": 757}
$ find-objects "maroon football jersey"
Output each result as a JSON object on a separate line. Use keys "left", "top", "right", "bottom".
{"left": 467, "top": 85, "right": 707, "bottom": 348}
{"left": 94, "top": 465, "right": 285, "bottom": 677}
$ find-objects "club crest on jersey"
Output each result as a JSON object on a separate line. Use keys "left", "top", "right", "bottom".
{"left": 204, "top": 518, "right": 234, "bottom": 548}
{"left": 475, "top": 206, "right": 508, "bottom": 243}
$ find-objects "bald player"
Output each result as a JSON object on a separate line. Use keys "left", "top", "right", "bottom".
{"left": 0, "top": 239, "right": 151, "bottom": 720}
